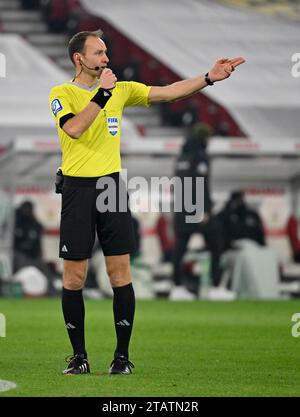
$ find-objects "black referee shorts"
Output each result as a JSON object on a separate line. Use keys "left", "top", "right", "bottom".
{"left": 59, "top": 172, "right": 136, "bottom": 260}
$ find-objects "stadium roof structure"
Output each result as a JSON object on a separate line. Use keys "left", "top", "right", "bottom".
{"left": 0, "top": 34, "right": 141, "bottom": 142}
{"left": 81, "top": 0, "right": 300, "bottom": 139}
{"left": 0, "top": 34, "right": 66, "bottom": 139}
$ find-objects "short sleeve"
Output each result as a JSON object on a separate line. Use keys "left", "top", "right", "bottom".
{"left": 123, "top": 81, "right": 151, "bottom": 107}
{"left": 49, "top": 86, "right": 73, "bottom": 124}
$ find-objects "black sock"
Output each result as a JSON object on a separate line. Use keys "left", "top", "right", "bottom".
{"left": 62, "top": 287, "right": 87, "bottom": 358}
{"left": 112, "top": 283, "right": 135, "bottom": 359}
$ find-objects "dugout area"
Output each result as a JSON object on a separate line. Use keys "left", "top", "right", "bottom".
{"left": 1, "top": 135, "right": 300, "bottom": 299}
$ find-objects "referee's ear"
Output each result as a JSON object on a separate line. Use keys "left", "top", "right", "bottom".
{"left": 73, "top": 52, "right": 81, "bottom": 67}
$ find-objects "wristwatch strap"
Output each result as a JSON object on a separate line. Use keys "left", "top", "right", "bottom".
{"left": 205, "top": 72, "right": 214, "bottom": 86}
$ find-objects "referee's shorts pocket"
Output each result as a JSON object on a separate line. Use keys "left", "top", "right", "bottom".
{"left": 59, "top": 186, "right": 96, "bottom": 259}
{"left": 61, "top": 186, "right": 77, "bottom": 216}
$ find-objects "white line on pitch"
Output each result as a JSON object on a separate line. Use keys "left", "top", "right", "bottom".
{"left": 0, "top": 380, "right": 17, "bottom": 393}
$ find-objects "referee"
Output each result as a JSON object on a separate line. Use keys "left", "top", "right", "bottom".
{"left": 49, "top": 29, "right": 245, "bottom": 375}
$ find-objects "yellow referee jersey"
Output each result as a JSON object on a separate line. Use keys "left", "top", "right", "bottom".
{"left": 49, "top": 81, "right": 151, "bottom": 177}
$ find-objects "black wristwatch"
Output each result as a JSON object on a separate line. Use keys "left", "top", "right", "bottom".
{"left": 205, "top": 72, "right": 214, "bottom": 86}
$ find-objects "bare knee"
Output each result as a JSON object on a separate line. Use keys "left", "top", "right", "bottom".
{"left": 63, "top": 259, "right": 88, "bottom": 290}
{"left": 105, "top": 254, "right": 131, "bottom": 287}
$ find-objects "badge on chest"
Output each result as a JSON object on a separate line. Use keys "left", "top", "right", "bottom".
{"left": 107, "top": 117, "right": 119, "bottom": 136}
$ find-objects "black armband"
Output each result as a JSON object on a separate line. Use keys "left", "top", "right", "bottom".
{"left": 90, "top": 88, "right": 112, "bottom": 108}
{"left": 59, "top": 113, "right": 75, "bottom": 129}
{"left": 204, "top": 72, "right": 214, "bottom": 86}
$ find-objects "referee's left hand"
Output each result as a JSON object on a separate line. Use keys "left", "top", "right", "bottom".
{"left": 208, "top": 57, "right": 245, "bottom": 82}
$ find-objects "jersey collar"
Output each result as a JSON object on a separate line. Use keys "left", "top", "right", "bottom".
{"left": 68, "top": 81, "right": 100, "bottom": 92}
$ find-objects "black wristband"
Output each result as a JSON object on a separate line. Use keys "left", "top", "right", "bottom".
{"left": 91, "top": 88, "right": 112, "bottom": 108}
{"left": 205, "top": 72, "right": 214, "bottom": 86}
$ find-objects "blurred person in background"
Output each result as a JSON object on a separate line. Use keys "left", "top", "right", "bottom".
{"left": 170, "top": 123, "right": 223, "bottom": 301}
{"left": 40, "top": 0, "right": 69, "bottom": 33}
{"left": 218, "top": 191, "right": 265, "bottom": 252}
{"left": 156, "top": 212, "right": 175, "bottom": 263}
{"left": 130, "top": 215, "right": 142, "bottom": 261}
{"left": 14, "top": 201, "right": 43, "bottom": 264}
{"left": 181, "top": 99, "right": 200, "bottom": 127}
{"left": 216, "top": 192, "right": 280, "bottom": 299}
{"left": 287, "top": 213, "right": 300, "bottom": 263}
{"left": 20, "top": 0, "right": 40, "bottom": 9}
{"left": 13, "top": 201, "right": 56, "bottom": 293}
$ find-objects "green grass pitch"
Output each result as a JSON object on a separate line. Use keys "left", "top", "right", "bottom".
{"left": 0, "top": 298, "right": 299, "bottom": 397}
